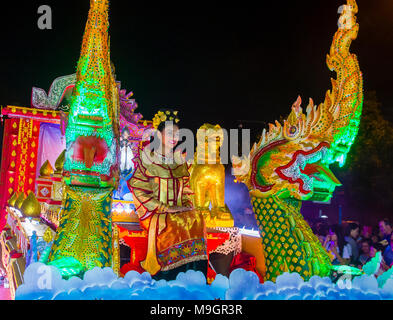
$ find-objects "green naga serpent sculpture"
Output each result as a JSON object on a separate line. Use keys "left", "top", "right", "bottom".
{"left": 233, "top": 0, "right": 363, "bottom": 282}
{"left": 47, "top": 0, "right": 119, "bottom": 277}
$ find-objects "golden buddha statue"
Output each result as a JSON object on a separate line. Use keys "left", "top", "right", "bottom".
{"left": 189, "top": 123, "right": 234, "bottom": 228}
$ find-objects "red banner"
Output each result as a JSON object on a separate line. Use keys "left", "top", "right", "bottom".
{"left": 0, "top": 118, "right": 40, "bottom": 230}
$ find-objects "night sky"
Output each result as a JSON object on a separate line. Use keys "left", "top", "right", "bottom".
{"left": 0, "top": 0, "right": 392, "bottom": 135}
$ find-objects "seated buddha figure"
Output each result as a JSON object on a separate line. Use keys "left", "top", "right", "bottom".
{"left": 128, "top": 109, "right": 208, "bottom": 281}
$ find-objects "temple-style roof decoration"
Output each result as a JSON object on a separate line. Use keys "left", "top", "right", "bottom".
{"left": 8, "top": 192, "right": 18, "bottom": 207}
{"left": 67, "top": 0, "right": 118, "bottom": 138}
{"left": 1, "top": 106, "right": 62, "bottom": 124}
{"left": 20, "top": 191, "right": 41, "bottom": 218}
{"left": 119, "top": 89, "right": 142, "bottom": 124}
{"left": 39, "top": 160, "right": 54, "bottom": 177}
{"left": 14, "top": 192, "right": 26, "bottom": 210}
{"left": 31, "top": 74, "right": 76, "bottom": 111}
{"left": 63, "top": 0, "right": 119, "bottom": 185}
{"left": 54, "top": 150, "right": 66, "bottom": 174}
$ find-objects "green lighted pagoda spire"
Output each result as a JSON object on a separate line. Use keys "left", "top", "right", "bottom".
{"left": 48, "top": 0, "right": 119, "bottom": 276}
{"left": 64, "top": 0, "right": 119, "bottom": 186}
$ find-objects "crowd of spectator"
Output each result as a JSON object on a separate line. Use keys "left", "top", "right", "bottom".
{"left": 311, "top": 218, "right": 393, "bottom": 272}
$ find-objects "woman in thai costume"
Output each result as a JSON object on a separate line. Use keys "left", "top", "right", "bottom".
{"left": 128, "top": 110, "right": 208, "bottom": 280}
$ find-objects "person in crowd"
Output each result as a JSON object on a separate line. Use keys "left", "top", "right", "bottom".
{"left": 315, "top": 222, "right": 328, "bottom": 245}
{"left": 324, "top": 224, "right": 352, "bottom": 265}
{"left": 358, "top": 239, "right": 376, "bottom": 267}
{"left": 360, "top": 225, "right": 372, "bottom": 242}
{"left": 345, "top": 223, "right": 360, "bottom": 266}
{"left": 371, "top": 229, "right": 384, "bottom": 252}
{"left": 382, "top": 232, "right": 393, "bottom": 269}
{"left": 379, "top": 219, "right": 393, "bottom": 246}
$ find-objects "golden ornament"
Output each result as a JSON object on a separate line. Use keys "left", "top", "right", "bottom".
{"left": 55, "top": 150, "right": 66, "bottom": 174}
{"left": 39, "top": 160, "right": 54, "bottom": 177}
{"left": 8, "top": 192, "right": 18, "bottom": 207}
{"left": 14, "top": 192, "right": 26, "bottom": 209}
{"left": 21, "top": 191, "right": 41, "bottom": 218}
{"left": 43, "top": 227, "right": 54, "bottom": 243}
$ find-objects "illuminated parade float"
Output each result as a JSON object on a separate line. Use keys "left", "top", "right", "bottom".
{"left": 2, "top": 0, "right": 393, "bottom": 300}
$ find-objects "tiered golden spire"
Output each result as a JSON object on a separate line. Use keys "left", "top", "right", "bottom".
{"left": 14, "top": 192, "right": 26, "bottom": 209}
{"left": 8, "top": 192, "right": 18, "bottom": 207}
{"left": 39, "top": 160, "right": 54, "bottom": 177}
{"left": 54, "top": 150, "right": 65, "bottom": 174}
{"left": 70, "top": 0, "right": 118, "bottom": 127}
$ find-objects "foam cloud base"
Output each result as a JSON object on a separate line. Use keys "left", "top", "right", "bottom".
{"left": 15, "top": 262, "right": 393, "bottom": 300}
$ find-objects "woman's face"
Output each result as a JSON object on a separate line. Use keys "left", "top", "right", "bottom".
{"left": 329, "top": 231, "right": 337, "bottom": 242}
{"left": 361, "top": 242, "right": 370, "bottom": 254}
{"left": 161, "top": 124, "right": 180, "bottom": 151}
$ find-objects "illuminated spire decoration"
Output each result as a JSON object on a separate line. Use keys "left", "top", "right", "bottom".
{"left": 48, "top": 0, "right": 118, "bottom": 276}
{"left": 64, "top": 0, "right": 119, "bottom": 187}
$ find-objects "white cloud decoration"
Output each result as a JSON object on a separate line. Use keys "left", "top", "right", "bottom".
{"left": 15, "top": 262, "right": 393, "bottom": 300}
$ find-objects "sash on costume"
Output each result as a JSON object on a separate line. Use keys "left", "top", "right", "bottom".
{"left": 140, "top": 212, "right": 167, "bottom": 275}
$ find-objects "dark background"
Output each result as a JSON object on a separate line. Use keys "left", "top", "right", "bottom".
{"left": 0, "top": 0, "right": 392, "bottom": 225}
{"left": 1, "top": 0, "right": 392, "bottom": 128}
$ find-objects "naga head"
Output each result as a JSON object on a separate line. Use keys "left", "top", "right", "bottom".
{"left": 233, "top": 0, "right": 363, "bottom": 203}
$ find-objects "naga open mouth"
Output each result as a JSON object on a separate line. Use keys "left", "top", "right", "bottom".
{"left": 71, "top": 135, "right": 109, "bottom": 168}
{"left": 275, "top": 142, "right": 341, "bottom": 200}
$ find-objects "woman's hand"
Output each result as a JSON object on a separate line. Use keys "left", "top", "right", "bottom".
{"left": 330, "top": 245, "right": 338, "bottom": 256}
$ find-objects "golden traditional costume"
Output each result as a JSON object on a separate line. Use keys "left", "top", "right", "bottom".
{"left": 128, "top": 148, "right": 208, "bottom": 276}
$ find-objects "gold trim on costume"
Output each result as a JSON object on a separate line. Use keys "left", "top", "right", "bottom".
{"left": 129, "top": 150, "right": 207, "bottom": 275}
{"left": 160, "top": 254, "right": 208, "bottom": 272}
{"left": 158, "top": 213, "right": 167, "bottom": 235}
{"left": 140, "top": 214, "right": 162, "bottom": 275}
{"left": 159, "top": 179, "right": 168, "bottom": 204}
{"left": 177, "top": 179, "right": 183, "bottom": 206}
